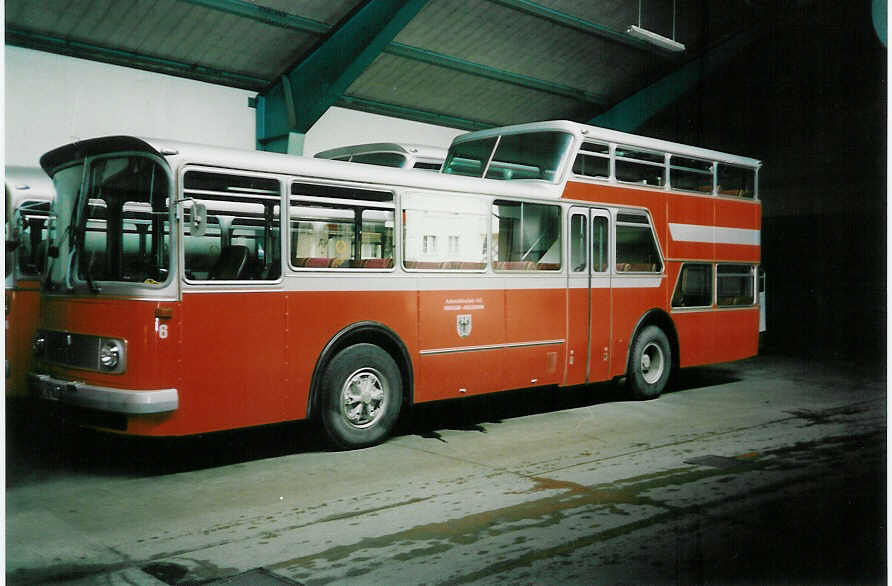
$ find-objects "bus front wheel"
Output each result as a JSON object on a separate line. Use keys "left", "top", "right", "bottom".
{"left": 320, "top": 343, "right": 403, "bottom": 449}
{"left": 627, "top": 325, "right": 671, "bottom": 400}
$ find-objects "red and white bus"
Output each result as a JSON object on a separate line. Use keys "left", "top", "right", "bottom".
{"left": 6, "top": 166, "right": 54, "bottom": 400}
{"left": 29, "top": 121, "right": 761, "bottom": 448}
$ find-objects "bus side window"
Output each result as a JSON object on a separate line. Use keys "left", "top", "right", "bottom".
{"left": 615, "top": 212, "right": 662, "bottom": 273}
{"left": 592, "top": 215, "right": 608, "bottom": 273}
{"left": 289, "top": 184, "right": 394, "bottom": 270}
{"left": 15, "top": 203, "right": 50, "bottom": 276}
{"left": 492, "top": 200, "right": 561, "bottom": 271}
{"left": 182, "top": 171, "right": 282, "bottom": 282}
{"left": 570, "top": 214, "right": 586, "bottom": 272}
{"left": 717, "top": 264, "right": 756, "bottom": 306}
{"left": 402, "top": 192, "right": 488, "bottom": 271}
{"left": 672, "top": 263, "right": 713, "bottom": 307}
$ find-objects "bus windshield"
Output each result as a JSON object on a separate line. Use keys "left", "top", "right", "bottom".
{"left": 46, "top": 155, "right": 172, "bottom": 290}
{"left": 442, "top": 131, "right": 573, "bottom": 182}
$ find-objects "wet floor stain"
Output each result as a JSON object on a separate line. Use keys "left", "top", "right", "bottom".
{"left": 266, "top": 429, "right": 884, "bottom": 585}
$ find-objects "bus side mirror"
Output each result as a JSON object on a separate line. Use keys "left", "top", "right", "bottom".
{"left": 189, "top": 202, "right": 207, "bottom": 237}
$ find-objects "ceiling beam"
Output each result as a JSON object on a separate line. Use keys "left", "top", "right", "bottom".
{"left": 489, "top": 0, "right": 676, "bottom": 56}
{"left": 256, "top": 0, "right": 429, "bottom": 153}
{"left": 177, "top": 0, "right": 329, "bottom": 33}
{"left": 384, "top": 42, "right": 608, "bottom": 106}
{"left": 337, "top": 95, "right": 492, "bottom": 131}
{"left": 590, "top": 28, "right": 763, "bottom": 132}
{"left": 5, "top": 27, "right": 269, "bottom": 90}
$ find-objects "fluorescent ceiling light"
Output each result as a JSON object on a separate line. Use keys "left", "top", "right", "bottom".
{"left": 626, "top": 25, "right": 686, "bottom": 52}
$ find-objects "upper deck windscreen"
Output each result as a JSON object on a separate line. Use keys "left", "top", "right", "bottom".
{"left": 442, "top": 131, "right": 572, "bottom": 183}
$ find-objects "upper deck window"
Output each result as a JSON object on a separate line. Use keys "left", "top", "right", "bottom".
{"left": 615, "top": 147, "right": 665, "bottom": 187}
{"left": 717, "top": 164, "right": 756, "bottom": 198}
{"left": 442, "top": 137, "right": 497, "bottom": 178}
{"left": 670, "top": 156, "right": 713, "bottom": 193}
{"left": 572, "top": 142, "right": 610, "bottom": 179}
{"left": 443, "top": 131, "right": 572, "bottom": 183}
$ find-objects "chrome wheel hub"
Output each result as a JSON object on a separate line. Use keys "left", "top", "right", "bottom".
{"left": 341, "top": 368, "right": 387, "bottom": 429}
{"left": 640, "top": 342, "right": 665, "bottom": 385}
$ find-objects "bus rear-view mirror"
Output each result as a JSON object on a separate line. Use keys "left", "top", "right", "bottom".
{"left": 188, "top": 201, "right": 208, "bottom": 237}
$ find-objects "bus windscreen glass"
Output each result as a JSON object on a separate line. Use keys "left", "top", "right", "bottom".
{"left": 443, "top": 131, "right": 572, "bottom": 182}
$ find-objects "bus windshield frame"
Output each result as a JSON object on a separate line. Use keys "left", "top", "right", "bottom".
{"left": 45, "top": 152, "right": 175, "bottom": 293}
{"left": 442, "top": 131, "right": 574, "bottom": 183}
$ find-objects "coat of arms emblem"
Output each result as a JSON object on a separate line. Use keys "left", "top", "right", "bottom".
{"left": 456, "top": 314, "right": 472, "bottom": 338}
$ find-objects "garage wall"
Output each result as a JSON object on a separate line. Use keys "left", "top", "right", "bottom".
{"left": 640, "top": 1, "right": 886, "bottom": 360}
{"left": 4, "top": 47, "right": 461, "bottom": 168}
{"left": 5, "top": 46, "right": 255, "bottom": 166}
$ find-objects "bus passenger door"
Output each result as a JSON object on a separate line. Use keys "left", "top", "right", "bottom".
{"left": 588, "top": 211, "right": 611, "bottom": 382}
{"left": 565, "top": 207, "right": 611, "bottom": 386}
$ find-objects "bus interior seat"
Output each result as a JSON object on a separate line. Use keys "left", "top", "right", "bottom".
{"left": 362, "top": 258, "right": 393, "bottom": 269}
{"left": 209, "top": 245, "right": 249, "bottom": 280}
{"left": 33, "top": 240, "right": 48, "bottom": 272}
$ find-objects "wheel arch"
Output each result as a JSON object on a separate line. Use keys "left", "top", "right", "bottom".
{"left": 625, "top": 309, "right": 679, "bottom": 374}
{"left": 307, "top": 321, "right": 413, "bottom": 419}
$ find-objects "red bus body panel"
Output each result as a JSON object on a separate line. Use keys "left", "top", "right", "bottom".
{"left": 6, "top": 281, "right": 41, "bottom": 398}
{"left": 31, "top": 129, "right": 761, "bottom": 437}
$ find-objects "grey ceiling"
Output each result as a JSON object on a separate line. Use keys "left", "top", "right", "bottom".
{"left": 6, "top": 0, "right": 764, "bottom": 131}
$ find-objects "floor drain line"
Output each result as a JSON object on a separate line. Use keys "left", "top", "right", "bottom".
{"left": 142, "top": 564, "right": 301, "bottom": 585}
{"left": 684, "top": 454, "right": 754, "bottom": 469}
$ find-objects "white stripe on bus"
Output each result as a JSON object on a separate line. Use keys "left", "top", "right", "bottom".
{"left": 669, "top": 223, "right": 760, "bottom": 246}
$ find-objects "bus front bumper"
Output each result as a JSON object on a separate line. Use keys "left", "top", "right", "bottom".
{"left": 28, "top": 372, "right": 178, "bottom": 414}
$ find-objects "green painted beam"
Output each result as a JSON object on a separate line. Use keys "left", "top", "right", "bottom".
{"left": 591, "top": 28, "right": 762, "bottom": 132}
{"left": 385, "top": 42, "right": 608, "bottom": 106}
{"left": 178, "top": 0, "right": 329, "bottom": 33}
{"left": 489, "top": 0, "right": 677, "bottom": 57}
{"left": 256, "top": 0, "right": 430, "bottom": 152}
{"left": 337, "top": 95, "right": 492, "bottom": 131}
{"left": 6, "top": 27, "right": 269, "bottom": 90}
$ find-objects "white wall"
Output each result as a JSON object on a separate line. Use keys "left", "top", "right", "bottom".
{"left": 5, "top": 47, "right": 255, "bottom": 167}
{"left": 303, "top": 107, "right": 463, "bottom": 156}
{"left": 5, "top": 46, "right": 463, "bottom": 168}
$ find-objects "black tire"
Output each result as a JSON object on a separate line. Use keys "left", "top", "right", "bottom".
{"left": 626, "top": 325, "right": 672, "bottom": 400}
{"left": 320, "top": 343, "right": 403, "bottom": 449}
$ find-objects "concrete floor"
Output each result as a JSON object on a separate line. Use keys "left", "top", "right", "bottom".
{"left": 5, "top": 353, "right": 886, "bottom": 585}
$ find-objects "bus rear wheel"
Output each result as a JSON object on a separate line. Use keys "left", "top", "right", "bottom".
{"left": 627, "top": 325, "right": 671, "bottom": 400}
{"left": 320, "top": 343, "right": 403, "bottom": 449}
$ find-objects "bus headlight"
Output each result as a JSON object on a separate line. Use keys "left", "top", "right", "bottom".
{"left": 99, "top": 340, "right": 124, "bottom": 371}
{"left": 32, "top": 332, "right": 46, "bottom": 356}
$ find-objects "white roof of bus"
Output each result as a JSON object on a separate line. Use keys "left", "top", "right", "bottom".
{"left": 313, "top": 142, "right": 447, "bottom": 162}
{"left": 5, "top": 165, "right": 55, "bottom": 209}
{"left": 41, "top": 135, "right": 563, "bottom": 200}
{"left": 450, "top": 120, "right": 762, "bottom": 169}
